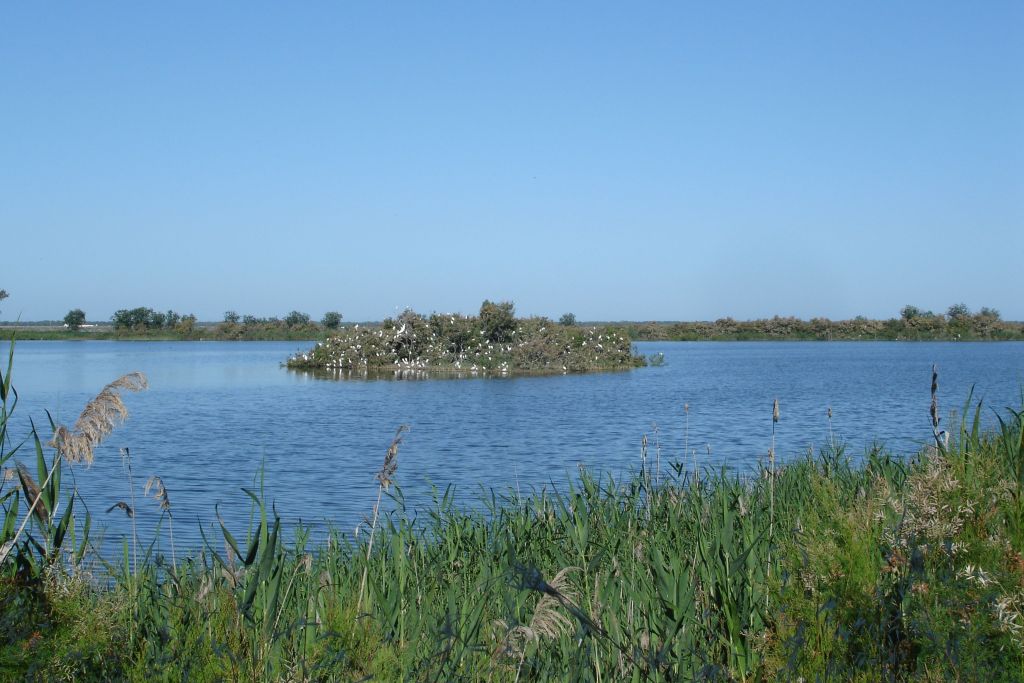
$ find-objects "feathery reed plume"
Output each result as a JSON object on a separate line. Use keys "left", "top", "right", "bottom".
{"left": 16, "top": 462, "right": 48, "bottom": 525}
{"left": 495, "top": 567, "right": 581, "bottom": 679}
{"left": 144, "top": 475, "right": 172, "bottom": 513}
{"left": 376, "top": 424, "right": 407, "bottom": 489}
{"left": 51, "top": 372, "right": 148, "bottom": 464}
{"left": 145, "top": 475, "right": 176, "bottom": 570}
{"left": 106, "top": 501, "right": 134, "bottom": 518}
{"left": 358, "top": 425, "right": 410, "bottom": 613}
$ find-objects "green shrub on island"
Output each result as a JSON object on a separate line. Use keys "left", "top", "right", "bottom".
{"left": 287, "top": 301, "right": 644, "bottom": 375}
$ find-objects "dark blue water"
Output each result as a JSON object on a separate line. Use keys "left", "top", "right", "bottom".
{"left": 3, "top": 340, "right": 1023, "bottom": 555}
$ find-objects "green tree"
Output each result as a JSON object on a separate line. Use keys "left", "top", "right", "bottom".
{"left": 946, "top": 303, "right": 971, "bottom": 321}
{"left": 321, "top": 311, "right": 342, "bottom": 329}
{"left": 284, "top": 311, "right": 311, "bottom": 327}
{"left": 479, "top": 300, "right": 516, "bottom": 342}
{"left": 63, "top": 309, "right": 86, "bottom": 331}
{"left": 559, "top": 312, "right": 577, "bottom": 326}
{"left": 224, "top": 310, "right": 240, "bottom": 324}
{"left": 176, "top": 314, "right": 197, "bottom": 336}
{"left": 112, "top": 307, "right": 156, "bottom": 329}
{"left": 900, "top": 305, "right": 921, "bottom": 321}
{"left": 0, "top": 289, "right": 7, "bottom": 315}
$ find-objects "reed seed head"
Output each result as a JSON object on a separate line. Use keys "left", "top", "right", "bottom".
{"left": 51, "top": 372, "right": 148, "bottom": 464}
{"left": 144, "top": 475, "right": 172, "bottom": 514}
{"left": 773, "top": 399, "right": 780, "bottom": 423}
{"left": 827, "top": 406, "right": 832, "bottom": 420}
{"left": 376, "top": 424, "right": 409, "bottom": 489}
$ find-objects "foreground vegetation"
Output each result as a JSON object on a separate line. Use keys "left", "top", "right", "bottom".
{"left": 2, "top": 340, "right": 1023, "bottom": 680}
{"left": 287, "top": 301, "right": 646, "bottom": 375}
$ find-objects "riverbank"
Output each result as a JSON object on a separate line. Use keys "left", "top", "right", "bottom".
{"left": 2, "top": 359, "right": 1022, "bottom": 680}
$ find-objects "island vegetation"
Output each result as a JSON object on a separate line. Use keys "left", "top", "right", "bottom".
{"left": 1, "top": 346, "right": 1022, "bottom": 680}
{"left": 286, "top": 301, "right": 646, "bottom": 376}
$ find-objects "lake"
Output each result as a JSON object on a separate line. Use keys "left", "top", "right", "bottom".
{"left": 4, "top": 340, "right": 1023, "bottom": 554}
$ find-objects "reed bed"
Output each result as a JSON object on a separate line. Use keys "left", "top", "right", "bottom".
{"left": 2, "top": 345, "right": 1023, "bottom": 681}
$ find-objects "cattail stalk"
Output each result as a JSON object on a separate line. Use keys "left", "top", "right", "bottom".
{"left": 930, "top": 364, "right": 943, "bottom": 450}
{"left": 827, "top": 406, "right": 834, "bottom": 451}
{"left": 684, "top": 404, "right": 695, "bottom": 488}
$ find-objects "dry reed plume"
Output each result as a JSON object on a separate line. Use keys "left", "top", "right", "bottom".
{"left": 51, "top": 372, "right": 148, "bottom": 464}
{"left": 144, "top": 475, "right": 172, "bottom": 513}
{"left": 357, "top": 425, "right": 410, "bottom": 613}
{"left": 376, "top": 424, "right": 407, "bottom": 489}
{"left": 493, "top": 567, "right": 581, "bottom": 677}
{"left": 145, "top": 474, "right": 176, "bottom": 569}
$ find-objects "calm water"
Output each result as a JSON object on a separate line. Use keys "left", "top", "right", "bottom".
{"left": 4, "top": 340, "right": 1023, "bottom": 553}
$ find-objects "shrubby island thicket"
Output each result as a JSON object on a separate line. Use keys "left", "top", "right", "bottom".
{"left": 287, "top": 300, "right": 646, "bottom": 375}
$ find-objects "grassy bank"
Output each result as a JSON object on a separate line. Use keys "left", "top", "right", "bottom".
{"left": 287, "top": 303, "right": 646, "bottom": 375}
{"left": 2, "top": 350, "right": 1023, "bottom": 681}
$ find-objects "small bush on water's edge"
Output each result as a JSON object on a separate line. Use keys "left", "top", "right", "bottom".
{"left": 2, "top": 344, "right": 1024, "bottom": 680}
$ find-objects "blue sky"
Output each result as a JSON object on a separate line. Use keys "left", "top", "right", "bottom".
{"left": 2, "top": 3, "right": 1021, "bottom": 322}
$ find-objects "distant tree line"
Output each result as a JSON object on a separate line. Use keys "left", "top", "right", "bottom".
{"left": 626, "top": 304, "right": 1021, "bottom": 342}
{"left": 216, "top": 309, "right": 343, "bottom": 340}
{"left": 111, "top": 307, "right": 197, "bottom": 333}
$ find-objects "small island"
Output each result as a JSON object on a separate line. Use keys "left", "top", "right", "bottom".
{"left": 286, "top": 300, "right": 647, "bottom": 376}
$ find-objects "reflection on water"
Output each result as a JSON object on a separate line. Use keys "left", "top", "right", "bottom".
{"left": 5, "top": 340, "right": 1023, "bottom": 557}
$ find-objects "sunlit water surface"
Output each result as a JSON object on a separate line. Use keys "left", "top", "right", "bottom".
{"left": 5, "top": 340, "right": 1023, "bottom": 555}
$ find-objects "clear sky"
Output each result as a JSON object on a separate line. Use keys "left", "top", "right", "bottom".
{"left": 2, "top": 2, "right": 1021, "bottom": 322}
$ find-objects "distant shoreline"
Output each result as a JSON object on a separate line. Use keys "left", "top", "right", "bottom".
{"left": 4, "top": 315, "right": 1023, "bottom": 344}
